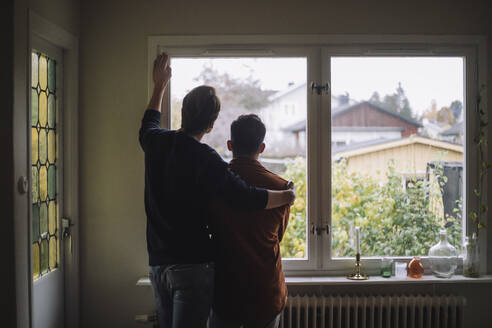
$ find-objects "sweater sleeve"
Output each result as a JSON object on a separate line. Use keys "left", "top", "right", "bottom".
{"left": 202, "top": 150, "right": 268, "bottom": 210}
{"left": 139, "top": 109, "right": 163, "bottom": 152}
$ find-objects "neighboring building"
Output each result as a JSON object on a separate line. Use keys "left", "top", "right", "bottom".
{"left": 332, "top": 135, "right": 463, "bottom": 182}
{"left": 261, "top": 82, "right": 424, "bottom": 157}
{"left": 440, "top": 121, "right": 464, "bottom": 144}
{"left": 283, "top": 100, "right": 422, "bottom": 153}
{"left": 260, "top": 83, "right": 307, "bottom": 156}
{"left": 260, "top": 82, "right": 357, "bottom": 156}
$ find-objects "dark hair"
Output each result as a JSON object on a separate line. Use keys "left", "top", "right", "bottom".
{"left": 230, "top": 114, "right": 266, "bottom": 157}
{"left": 181, "top": 85, "right": 221, "bottom": 135}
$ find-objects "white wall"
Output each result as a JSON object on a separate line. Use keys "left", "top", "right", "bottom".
{"left": 79, "top": 1, "right": 492, "bottom": 327}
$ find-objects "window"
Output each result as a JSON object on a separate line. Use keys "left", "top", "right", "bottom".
{"left": 330, "top": 57, "right": 464, "bottom": 259}
{"left": 31, "top": 51, "right": 60, "bottom": 280}
{"left": 152, "top": 36, "right": 483, "bottom": 274}
{"left": 169, "top": 57, "right": 310, "bottom": 262}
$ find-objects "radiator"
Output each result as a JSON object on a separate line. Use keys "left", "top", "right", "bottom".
{"left": 280, "top": 295, "right": 466, "bottom": 328}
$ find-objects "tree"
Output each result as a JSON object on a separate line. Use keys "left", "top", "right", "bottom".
{"left": 422, "top": 100, "right": 456, "bottom": 125}
{"left": 279, "top": 157, "right": 307, "bottom": 258}
{"left": 185, "top": 65, "right": 275, "bottom": 155}
{"left": 369, "top": 91, "right": 382, "bottom": 105}
{"left": 279, "top": 157, "right": 463, "bottom": 259}
{"left": 194, "top": 65, "right": 274, "bottom": 111}
{"left": 436, "top": 107, "right": 455, "bottom": 125}
{"left": 449, "top": 100, "right": 463, "bottom": 121}
{"left": 369, "top": 83, "right": 414, "bottom": 120}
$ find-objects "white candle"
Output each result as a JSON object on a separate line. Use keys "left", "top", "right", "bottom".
{"left": 355, "top": 226, "right": 360, "bottom": 254}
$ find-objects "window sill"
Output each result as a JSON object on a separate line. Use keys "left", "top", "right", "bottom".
{"left": 284, "top": 275, "right": 492, "bottom": 285}
{"left": 136, "top": 275, "right": 492, "bottom": 287}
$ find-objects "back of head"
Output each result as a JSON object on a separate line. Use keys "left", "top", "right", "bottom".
{"left": 230, "top": 114, "right": 266, "bottom": 158}
{"left": 181, "top": 85, "right": 221, "bottom": 135}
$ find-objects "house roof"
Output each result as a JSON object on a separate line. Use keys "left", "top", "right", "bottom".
{"left": 284, "top": 101, "right": 423, "bottom": 132}
{"left": 440, "top": 121, "right": 463, "bottom": 136}
{"left": 333, "top": 135, "right": 463, "bottom": 158}
{"left": 332, "top": 101, "right": 423, "bottom": 128}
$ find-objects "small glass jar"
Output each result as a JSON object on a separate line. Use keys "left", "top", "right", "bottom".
{"left": 407, "top": 257, "right": 424, "bottom": 279}
{"left": 380, "top": 257, "right": 393, "bottom": 278}
{"left": 395, "top": 261, "right": 407, "bottom": 277}
{"left": 428, "top": 229, "right": 458, "bottom": 278}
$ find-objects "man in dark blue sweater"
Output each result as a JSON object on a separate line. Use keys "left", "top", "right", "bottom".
{"left": 140, "top": 54, "right": 296, "bottom": 328}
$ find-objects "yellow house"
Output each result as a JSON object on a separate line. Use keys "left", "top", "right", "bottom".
{"left": 333, "top": 136, "right": 463, "bottom": 181}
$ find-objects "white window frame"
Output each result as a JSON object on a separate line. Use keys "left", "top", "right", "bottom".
{"left": 148, "top": 35, "right": 487, "bottom": 276}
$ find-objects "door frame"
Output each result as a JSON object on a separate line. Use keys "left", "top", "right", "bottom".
{"left": 14, "top": 11, "right": 79, "bottom": 328}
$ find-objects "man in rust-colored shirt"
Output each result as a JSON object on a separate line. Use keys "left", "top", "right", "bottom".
{"left": 211, "top": 114, "right": 292, "bottom": 328}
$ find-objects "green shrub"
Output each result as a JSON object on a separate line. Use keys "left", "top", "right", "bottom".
{"left": 280, "top": 157, "right": 462, "bottom": 258}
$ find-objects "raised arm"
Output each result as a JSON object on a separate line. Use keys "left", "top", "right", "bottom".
{"left": 139, "top": 54, "right": 172, "bottom": 151}
{"left": 147, "top": 53, "right": 172, "bottom": 112}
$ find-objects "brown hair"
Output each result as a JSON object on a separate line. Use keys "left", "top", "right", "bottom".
{"left": 230, "top": 114, "right": 266, "bottom": 157}
{"left": 181, "top": 85, "right": 221, "bottom": 136}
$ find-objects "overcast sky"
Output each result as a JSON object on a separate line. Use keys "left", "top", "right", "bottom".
{"left": 170, "top": 56, "right": 464, "bottom": 115}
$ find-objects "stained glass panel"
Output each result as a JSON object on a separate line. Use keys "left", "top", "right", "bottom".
{"left": 31, "top": 128, "right": 38, "bottom": 165}
{"left": 39, "top": 55, "right": 47, "bottom": 91}
{"left": 32, "top": 89, "right": 38, "bottom": 126}
{"left": 33, "top": 243, "right": 40, "bottom": 279}
{"left": 48, "top": 94, "right": 56, "bottom": 128}
{"left": 39, "top": 130, "right": 47, "bottom": 164}
{"left": 40, "top": 202, "right": 48, "bottom": 236}
{"left": 48, "top": 201, "right": 56, "bottom": 235}
{"left": 48, "top": 59, "right": 56, "bottom": 92}
{"left": 32, "top": 167, "right": 38, "bottom": 204}
{"left": 32, "top": 53, "right": 38, "bottom": 88}
{"left": 48, "top": 130, "right": 56, "bottom": 164}
{"left": 41, "top": 239, "right": 48, "bottom": 273}
{"left": 32, "top": 204, "right": 40, "bottom": 242}
{"left": 49, "top": 237, "right": 57, "bottom": 270}
{"left": 39, "top": 92, "right": 47, "bottom": 128}
{"left": 48, "top": 166, "right": 56, "bottom": 200}
{"left": 32, "top": 51, "right": 59, "bottom": 281}
{"left": 39, "top": 166, "right": 47, "bottom": 201}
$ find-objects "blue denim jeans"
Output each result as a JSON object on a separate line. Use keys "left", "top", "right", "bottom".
{"left": 149, "top": 262, "right": 214, "bottom": 328}
{"left": 210, "top": 311, "right": 281, "bottom": 328}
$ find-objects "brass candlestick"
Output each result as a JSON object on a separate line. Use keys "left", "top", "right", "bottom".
{"left": 347, "top": 253, "right": 369, "bottom": 280}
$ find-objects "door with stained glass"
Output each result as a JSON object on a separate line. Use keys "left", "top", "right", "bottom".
{"left": 31, "top": 37, "right": 64, "bottom": 328}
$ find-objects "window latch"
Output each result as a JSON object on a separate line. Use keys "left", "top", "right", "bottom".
{"left": 310, "top": 82, "right": 330, "bottom": 95}
{"left": 311, "top": 223, "right": 330, "bottom": 236}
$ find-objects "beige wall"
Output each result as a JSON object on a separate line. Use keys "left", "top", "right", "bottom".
{"left": 28, "top": 0, "right": 79, "bottom": 36}
{"left": 79, "top": 1, "right": 492, "bottom": 327}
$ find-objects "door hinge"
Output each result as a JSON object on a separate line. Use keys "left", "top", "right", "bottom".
{"left": 311, "top": 223, "right": 330, "bottom": 236}
{"left": 310, "top": 82, "right": 330, "bottom": 95}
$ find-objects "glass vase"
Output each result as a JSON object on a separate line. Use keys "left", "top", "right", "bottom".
{"left": 463, "top": 233, "right": 480, "bottom": 278}
{"left": 407, "top": 257, "right": 424, "bottom": 279}
{"left": 428, "top": 229, "right": 458, "bottom": 278}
